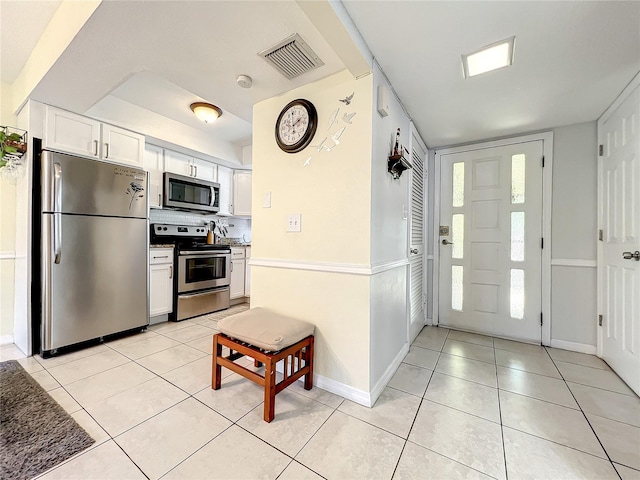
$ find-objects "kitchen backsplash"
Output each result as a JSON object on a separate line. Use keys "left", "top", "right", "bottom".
{"left": 149, "top": 209, "right": 252, "bottom": 244}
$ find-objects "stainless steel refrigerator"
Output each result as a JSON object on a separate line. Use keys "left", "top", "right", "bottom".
{"left": 41, "top": 150, "right": 148, "bottom": 355}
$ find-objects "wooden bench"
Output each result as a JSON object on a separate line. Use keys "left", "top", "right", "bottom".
{"left": 211, "top": 308, "right": 315, "bottom": 423}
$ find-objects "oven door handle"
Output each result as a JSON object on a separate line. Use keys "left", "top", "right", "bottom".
{"left": 180, "top": 250, "right": 230, "bottom": 256}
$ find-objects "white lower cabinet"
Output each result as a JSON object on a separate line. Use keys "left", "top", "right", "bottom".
{"left": 230, "top": 247, "right": 246, "bottom": 299}
{"left": 244, "top": 247, "right": 251, "bottom": 297}
{"left": 149, "top": 248, "right": 173, "bottom": 317}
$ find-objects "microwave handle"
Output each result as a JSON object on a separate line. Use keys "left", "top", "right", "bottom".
{"left": 211, "top": 186, "right": 219, "bottom": 208}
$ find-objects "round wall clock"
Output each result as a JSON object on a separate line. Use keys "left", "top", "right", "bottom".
{"left": 275, "top": 99, "right": 318, "bottom": 153}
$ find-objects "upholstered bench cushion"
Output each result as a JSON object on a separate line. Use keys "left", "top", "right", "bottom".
{"left": 217, "top": 307, "right": 315, "bottom": 352}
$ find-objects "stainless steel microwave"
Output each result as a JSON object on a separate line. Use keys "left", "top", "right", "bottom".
{"left": 163, "top": 172, "right": 220, "bottom": 213}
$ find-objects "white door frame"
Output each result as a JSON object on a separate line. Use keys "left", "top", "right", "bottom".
{"left": 433, "top": 132, "right": 553, "bottom": 345}
{"left": 597, "top": 72, "right": 640, "bottom": 358}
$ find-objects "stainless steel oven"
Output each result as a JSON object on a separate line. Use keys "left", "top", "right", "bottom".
{"left": 151, "top": 224, "right": 231, "bottom": 321}
{"left": 178, "top": 250, "right": 230, "bottom": 293}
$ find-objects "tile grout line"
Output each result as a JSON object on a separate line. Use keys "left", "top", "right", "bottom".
{"left": 390, "top": 327, "right": 448, "bottom": 480}
{"left": 543, "top": 348, "right": 623, "bottom": 479}
{"left": 494, "top": 339, "right": 510, "bottom": 480}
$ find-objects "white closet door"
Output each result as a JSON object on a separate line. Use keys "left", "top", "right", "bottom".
{"left": 409, "top": 135, "right": 427, "bottom": 341}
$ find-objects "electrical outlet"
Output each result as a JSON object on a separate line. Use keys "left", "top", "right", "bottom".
{"left": 286, "top": 214, "right": 302, "bottom": 232}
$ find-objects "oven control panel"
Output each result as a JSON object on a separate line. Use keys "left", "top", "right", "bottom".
{"left": 153, "top": 224, "right": 207, "bottom": 237}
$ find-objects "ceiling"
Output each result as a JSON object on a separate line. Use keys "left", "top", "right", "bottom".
{"left": 2, "top": 1, "right": 639, "bottom": 150}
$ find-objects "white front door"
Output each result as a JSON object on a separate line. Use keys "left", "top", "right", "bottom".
{"left": 438, "top": 141, "right": 544, "bottom": 342}
{"left": 598, "top": 76, "right": 640, "bottom": 395}
{"left": 409, "top": 134, "right": 427, "bottom": 341}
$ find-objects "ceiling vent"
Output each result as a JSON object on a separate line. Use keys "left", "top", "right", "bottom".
{"left": 259, "top": 34, "right": 324, "bottom": 79}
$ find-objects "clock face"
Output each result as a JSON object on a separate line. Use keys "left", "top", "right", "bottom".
{"left": 275, "top": 99, "right": 317, "bottom": 153}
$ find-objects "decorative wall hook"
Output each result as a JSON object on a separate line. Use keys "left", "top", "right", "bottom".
{"left": 388, "top": 127, "right": 412, "bottom": 179}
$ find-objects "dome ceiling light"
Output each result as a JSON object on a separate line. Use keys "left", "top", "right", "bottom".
{"left": 190, "top": 102, "right": 223, "bottom": 123}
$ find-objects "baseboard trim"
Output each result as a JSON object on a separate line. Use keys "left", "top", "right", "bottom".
{"left": 550, "top": 339, "right": 597, "bottom": 355}
{"left": 250, "top": 257, "right": 408, "bottom": 276}
{"left": 369, "top": 343, "right": 410, "bottom": 406}
{"left": 0, "top": 335, "right": 15, "bottom": 345}
{"left": 274, "top": 362, "right": 372, "bottom": 407}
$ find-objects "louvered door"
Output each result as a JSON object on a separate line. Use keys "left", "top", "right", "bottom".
{"left": 409, "top": 135, "right": 427, "bottom": 341}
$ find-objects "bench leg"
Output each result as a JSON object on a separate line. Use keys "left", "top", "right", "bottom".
{"left": 304, "top": 336, "right": 314, "bottom": 391}
{"left": 264, "top": 357, "right": 276, "bottom": 422}
{"left": 212, "top": 334, "right": 222, "bottom": 390}
{"left": 254, "top": 359, "right": 263, "bottom": 368}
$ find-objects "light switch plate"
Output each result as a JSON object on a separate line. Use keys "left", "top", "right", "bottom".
{"left": 262, "top": 192, "right": 271, "bottom": 208}
{"left": 286, "top": 214, "right": 302, "bottom": 232}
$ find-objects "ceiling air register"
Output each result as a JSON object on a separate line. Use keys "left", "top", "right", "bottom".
{"left": 259, "top": 34, "right": 324, "bottom": 79}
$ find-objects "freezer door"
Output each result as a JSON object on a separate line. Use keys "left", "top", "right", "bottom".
{"left": 42, "top": 150, "right": 147, "bottom": 218}
{"left": 42, "top": 214, "right": 148, "bottom": 351}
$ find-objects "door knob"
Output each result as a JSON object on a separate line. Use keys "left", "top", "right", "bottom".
{"left": 622, "top": 251, "right": 640, "bottom": 261}
{"left": 442, "top": 239, "right": 454, "bottom": 245}
{"left": 410, "top": 248, "right": 419, "bottom": 254}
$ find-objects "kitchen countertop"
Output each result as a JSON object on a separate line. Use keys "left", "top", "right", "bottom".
{"left": 150, "top": 244, "right": 174, "bottom": 248}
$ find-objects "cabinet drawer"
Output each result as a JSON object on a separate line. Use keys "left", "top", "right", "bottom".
{"left": 231, "top": 248, "right": 245, "bottom": 259}
{"left": 150, "top": 248, "right": 173, "bottom": 264}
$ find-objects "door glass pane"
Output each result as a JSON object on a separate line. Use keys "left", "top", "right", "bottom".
{"left": 452, "top": 214, "right": 464, "bottom": 259}
{"left": 453, "top": 162, "right": 464, "bottom": 207}
{"left": 511, "top": 154, "right": 525, "bottom": 204}
{"left": 510, "top": 269, "right": 524, "bottom": 319}
{"left": 511, "top": 212, "right": 525, "bottom": 261}
{"left": 452, "top": 266, "right": 463, "bottom": 311}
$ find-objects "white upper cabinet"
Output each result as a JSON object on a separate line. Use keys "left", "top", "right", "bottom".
{"left": 217, "top": 165, "right": 233, "bottom": 216}
{"left": 164, "top": 149, "right": 216, "bottom": 182}
{"left": 44, "top": 106, "right": 144, "bottom": 168}
{"left": 144, "top": 145, "right": 164, "bottom": 208}
{"left": 233, "top": 171, "right": 252, "bottom": 216}
{"left": 101, "top": 124, "right": 144, "bottom": 168}
{"left": 192, "top": 157, "right": 217, "bottom": 182}
{"left": 164, "top": 149, "right": 192, "bottom": 177}
{"left": 45, "top": 106, "right": 101, "bottom": 158}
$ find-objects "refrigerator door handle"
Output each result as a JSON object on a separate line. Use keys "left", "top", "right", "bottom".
{"left": 53, "top": 163, "right": 62, "bottom": 264}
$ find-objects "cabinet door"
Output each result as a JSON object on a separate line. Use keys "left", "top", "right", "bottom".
{"left": 230, "top": 259, "right": 245, "bottom": 299}
{"left": 217, "top": 165, "right": 233, "bottom": 216}
{"left": 102, "top": 124, "right": 145, "bottom": 167}
{"left": 192, "top": 157, "right": 217, "bottom": 182}
{"left": 44, "top": 106, "right": 101, "bottom": 158}
{"left": 144, "top": 145, "right": 164, "bottom": 208}
{"left": 233, "top": 171, "right": 252, "bottom": 216}
{"left": 149, "top": 263, "right": 173, "bottom": 316}
{"left": 244, "top": 247, "right": 251, "bottom": 297}
{"left": 164, "top": 150, "right": 193, "bottom": 176}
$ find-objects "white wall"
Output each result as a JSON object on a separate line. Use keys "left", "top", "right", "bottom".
{"left": 0, "top": 82, "right": 17, "bottom": 342}
{"left": 251, "top": 70, "right": 375, "bottom": 398}
{"left": 550, "top": 121, "right": 598, "bottom": 350}
{"left": 369, "top": 64, "right": 411, "bottom": 390}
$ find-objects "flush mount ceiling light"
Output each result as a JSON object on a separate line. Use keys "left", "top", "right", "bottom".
{"left": 190, "top": 102, "right": 223, "bottom": 123}
{"left": 462, "top": 36, "right": 515, "bottom": 78}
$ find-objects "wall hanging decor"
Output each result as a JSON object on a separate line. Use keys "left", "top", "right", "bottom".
{"left": 0, "top": 126, "right": 28, "bottom": 182}
{"left": 388, "top": 127, "right": 412, "bottom": 179}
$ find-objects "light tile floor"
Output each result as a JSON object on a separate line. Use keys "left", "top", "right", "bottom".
{"left": 2, "top": 314, "right": 639, "bottom": 480}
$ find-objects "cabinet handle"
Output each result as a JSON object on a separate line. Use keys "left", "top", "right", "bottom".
{"left": 189, "top": 164, "right": 194, "bottom": 177}
{"left": 93, "top": 140, "right": 99, "bottom": 156}
{"left": 158, "top": 193, "right": 161, "bottom": 206}
{"left": 105, "top": 143, "right": 109, "bottom": 158}
{"left": 153, "top": 255, "right": 169, "bottom": 259}
{"left": 231, "top": 262, "right": 233, "bottom": 272}
{"left": 169, "top": 265, "right": 173, "bottom": 278}
{"left": 194, "top": 165, "right": 198, "bottom": 177}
